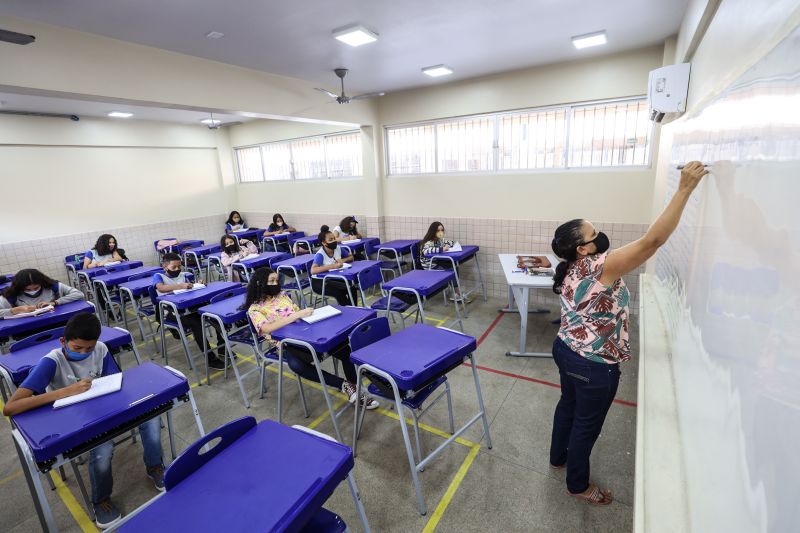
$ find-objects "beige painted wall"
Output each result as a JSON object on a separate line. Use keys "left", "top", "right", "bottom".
{"left": 376, "top": 45, "right": 665, "bottom": 223}
{"left": 0, "top": 115, "right": 226, "bottom": 243}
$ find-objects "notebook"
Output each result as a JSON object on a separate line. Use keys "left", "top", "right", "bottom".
{"left": 330, "top": 263, "right": 352, "bottom": 271}
{"left": 342, "top": 239, "right": 361, "bottom": 245}
{"left": 53, "top": 373, "right": 123, "bottom": 409}
{"left": 104, "top": 261, "right": 121, "bottom": 267}
{"left": 448, "top": 242, "right": 463, "bottom": 252}
{"left": 171, "top": 283, "right": 206, "bottom": 295}
{"left": 302, "top": 305, "right": 342, "bottom": 324}
{"left": 3, "top": 306, "right": 54, "bottom": 319}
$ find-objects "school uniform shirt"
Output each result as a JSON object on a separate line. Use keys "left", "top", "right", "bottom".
{"left": 268, "top": 223, "right": 289, "bottom": 232}
{"left": 152, "top": 271, "right": 192, "bottom": 296}
{"left": 313, "top": 247, "right": 351, "bottom": 267}
{"left": 420, "top": 238, "right": 455, "bottom": 269}
{"left": 0, "top": 283, "right": 85, "bottom": 317}
{"left": 220, "top": 240, "right": 259, "bottom": 279}
{"left": 226, "top": 222, "right": 247, "bottom": 231}
{"left": 85, "top": 248, "right": 116, "bottom": 264}
{"left": 333, "top": 225, "right": 358, "bottom": 239}
{"left": 557, "top": 252, "right": 631, "bottom": 364}
{"left": 19, "top": 341, "right": 119, "bottom": 394}
{"left": 247, "top": 293, "right": 298, "bottom": 349}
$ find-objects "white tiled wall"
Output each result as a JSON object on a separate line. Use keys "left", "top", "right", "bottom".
{"left": 244, "top": 212, "right": 646, "bottom": 312}
{"left": 0, "top": 214, "right": 227, "bottom": 283}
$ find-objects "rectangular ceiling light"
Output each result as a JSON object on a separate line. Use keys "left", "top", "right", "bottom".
{"left": 422, "top": 64, "right": 454, "bottom": 77}
{"left": 572, "top": 30, "right": 607, "bottom": 49}
{"left": 333, "top": 25, "right": 378, "bottom": 47}
{"left": 107, "top": 111, "right": 133, "bottom": 118}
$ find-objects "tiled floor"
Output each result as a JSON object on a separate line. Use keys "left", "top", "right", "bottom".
{"left": 0, "top": 293, "right": 638, "bottom": 532}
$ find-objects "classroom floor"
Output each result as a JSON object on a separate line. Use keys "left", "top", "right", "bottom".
{"left": 0, "top": 292, "right": 639, "bottom": 533}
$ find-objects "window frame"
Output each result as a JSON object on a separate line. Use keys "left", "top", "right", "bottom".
{"left": 233, "top": 129, "right": 363, "bottom": 184}
{"left": 384, "top": 96, "right": 652, "bottom": 178}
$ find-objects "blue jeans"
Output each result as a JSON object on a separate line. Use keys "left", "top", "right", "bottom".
{"left": 88, "top": 417, "right": 163, "bottom": 504}
{"left": 549, "top": 338, "right": 620, "bottom": 494}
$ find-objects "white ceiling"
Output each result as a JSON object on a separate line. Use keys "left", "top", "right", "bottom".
{"left": 1, "top": 0, "right": 688, "bottom": 94}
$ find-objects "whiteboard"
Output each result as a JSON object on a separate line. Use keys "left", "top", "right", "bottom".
{"left": 650, "top": 28, "right": 800, "bottom": 533}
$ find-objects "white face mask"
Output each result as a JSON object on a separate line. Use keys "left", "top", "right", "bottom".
{"left": 24, "top": 288, "right": 42, "bottom": 297}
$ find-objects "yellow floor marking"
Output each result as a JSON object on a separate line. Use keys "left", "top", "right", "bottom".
{"left": 48, "top": 471, "right": 98, "bottom": 532}
{"left": 421, "top": 444, "right": 481, "bottom": 533}
{"left": 0, "top": 469, "right": 22, "bottom": 486}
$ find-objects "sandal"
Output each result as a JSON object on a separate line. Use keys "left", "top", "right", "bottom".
{"left": 568, "top": 484, "right": 613, "bottom": 505}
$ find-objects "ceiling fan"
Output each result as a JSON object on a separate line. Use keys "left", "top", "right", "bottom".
{"left": 203, "top": 112, "right": 242, "bottom": 129}
{"left": 315, "top": 68, "right": 385, "bottom": 104}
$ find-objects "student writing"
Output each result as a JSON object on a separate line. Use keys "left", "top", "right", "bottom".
{"left": 2, "top": 313, "right": 166, "bottom": 529}
{"left": 0, "top": 268, "right": 84, "bottom": 318}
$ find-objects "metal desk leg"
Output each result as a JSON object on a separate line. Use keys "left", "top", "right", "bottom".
{"left": 505, "top": 286, "right": 551, "bottom": 357}
{"left": 12, "top": 429, "right": 57, "bottom": 532}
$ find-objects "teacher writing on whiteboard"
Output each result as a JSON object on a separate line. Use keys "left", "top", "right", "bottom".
{"left": 548, "top": 161, "right": 708, "bottom": 505}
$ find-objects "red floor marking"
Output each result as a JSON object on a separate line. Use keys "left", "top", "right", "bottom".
{"left": 463, "top": 362, "right": 638, "bottom": 408}
{"left": 476, "top": 312, "right": 505, "bottom": 347}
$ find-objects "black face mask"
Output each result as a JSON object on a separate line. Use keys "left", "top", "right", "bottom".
{"left": 585, "top": 232, "right": 610, "bottom": 255}
{"left": 264, "top": 284, "right": 280, "bottom": 297}
{"left": 165, "top": 269, "right": 181, "bottom": 279}
{"left": 325, "top": 241, "right": 338, "bottom": 250}
{"left": 225, "top": 245, "right": 238, "bottom": 254}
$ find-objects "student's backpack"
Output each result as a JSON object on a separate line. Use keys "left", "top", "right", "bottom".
{"left": 5, "top": 281, "right": 60, "bottom": 306}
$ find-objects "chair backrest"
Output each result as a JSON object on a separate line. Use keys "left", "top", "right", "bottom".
{"left": 154, "top": 238, "right": 177, "bottom": 251}
{"left": 209, "top": 286, "right": 247, "bottom": 304}
{"left": 348, "top": 316, "right": 391, "bottom": 351}
{"left": 64, "top": 252, "right": 87, "bottom": 263}
{"left": 10, "top": 326, "right": 66, "bottom": 352}
{"left": 364, "top": 238, "right": 382, "bottom": 257}
{"left": 357, "top": 264, "right": 383, "bottom": 293}
{"left": 164, "top": 416, "right": 256, "bottom": 490}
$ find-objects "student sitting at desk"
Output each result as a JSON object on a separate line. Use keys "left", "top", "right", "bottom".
{"left": 220, "top": 234, "right": 259, "bottom": 281}
{"left": 2, "top": 313, "right": 166, "bottom": 529}
{"left": 333, "top": 216, "right": 362, "bottom": 242}
{"left": 244, "top": 268, "right": 378, "bottom": 409}
{"left": 420, "top": 221, "right": 470, "bottom": 303}
{"left": 310, "top": 226, "right": 357, "bottom": 306}
{"left": 263, "top": 213, "right": 297, "bottom": 252}
{"left": 83, "top": 234, "right": 126, "bottom": 269}
{"left": 153, "top": 253, "right": 227, "bottom": 370}
{"left": 225, "top": 210, "right": 247, "bottom": 232}
{"left": 0, "top": 268, "right": 84, "bottom": 318}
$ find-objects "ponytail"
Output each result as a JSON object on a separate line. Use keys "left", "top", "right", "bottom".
{"left": 318, "top": 225, "right": 331, "bottom": 243}
{"left": 550, "top": 219, "right": 585, "bottom": 294}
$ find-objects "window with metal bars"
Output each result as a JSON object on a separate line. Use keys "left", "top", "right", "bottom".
{"left": 234, "top": 131, "right": 363, "bottom": 182}
{"left": 384, "top": 97, "right": 651, "bottom": 175}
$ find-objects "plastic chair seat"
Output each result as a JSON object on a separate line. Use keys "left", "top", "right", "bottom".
{"left": 283, "top": 278, "right": 310, "bottom": 290}
{"left": 370, "top": 296, "right": 412, "bottom": 312}
{"left": 367, "top": 375, "right": 448, "bottom": 410}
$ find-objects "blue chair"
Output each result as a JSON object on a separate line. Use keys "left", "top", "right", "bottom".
{"left": 160, "top": 416, "right": 348, "bottom": 532}
{"left": 376, "top": 244, "right": 414, "bottom": 282}
{"left": 348, "top": 317, "right": 454, "bottom": 465}
{"left": 64, "top": 253, "right": 86, "bottom": 288}
{"left": 120, "top": 272, "right": 160, "bottom": 355}
{"left": 356, "top": 264, "right": 417, "bottom": 327}
{"left": 183, "top": 245, "right": 221, "bottom": 284}
{"left": 276, "top": 263, "right": 313, "bottom": 308}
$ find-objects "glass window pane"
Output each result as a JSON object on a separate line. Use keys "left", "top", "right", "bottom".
{"left": 568, "top": 100, "right": 651, "bottom": 167}
{"left": 291, "top": 137, "right": 327, "bottom": 179}
{"left": 261, "top": 142, "right": 292, "bottom": 181}
{"left": 386, "top": 125, "right": 436, "bottom": 175}
{"left": 436, "top": 117, "right": 494, "bottom": 172}
{"left": 235, "top": 146, "right": 264, "bottom": 182}
{"left": 325, "top": 132, "right": 362, "bottom": 178}
{"left": 498, "top": 109, "right": 567, "bottom": 170}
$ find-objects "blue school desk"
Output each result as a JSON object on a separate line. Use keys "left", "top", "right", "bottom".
{"left": 93, "top": 266, "right": 162, "bottom": 325}
{"left": 231, "top": 251, "right": 291, "bottom": 282}
{"left": 261, "top": 230, "right": 305, "bottom": 252}
{"left": 118, "top": 276, "right": 160, "bottom": 351}
{"left": 109, "top": 417, "right": 370, "bottom": 533}
{"left": 10, "top": 362, "right": 205, "bottom": 532}
{"left": 182, "top": 243, "right": 221, "bottom": 282}
{"left": 424, "top": 244, "right": 487, "bottom": 302}
{"left": 274, "top": 254, "right": 315, "bottom": 307}
{"left": 349, "top": 324, "right": 493, "bottom": 515}
{"left": 156, "top": 281, "right": 240, "bottom": 385}
{"left": 226, "top": 228, "right": 264, "bottom": 247}
{"left": 0, "top": 326, "right": 142, "bottom": 401}
{"left": 271, "top": 305, "right": 376, "bottom": 442}
{"left": 0, "top": 300, "right": 95, "bottom": 353}
{"left": 313, "top": 260, "right": 382, "bottom": 306}
{"left": 78, "top": 261, "right": 144, "bottom": 302}
{"left": 381, "top": 269, "right": 465, "bottom": 330}
{"left": 289, "top": 234, "right": 320, "bottom": 255}
{"left": 377, "top": 239, "right": 420, "bottom": 273}
{"left": 339, "top": 237, "right": 380, "bottom": 257}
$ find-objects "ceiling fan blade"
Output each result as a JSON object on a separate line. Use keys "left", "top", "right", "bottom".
{"left": 219, "top": 121, "right": 243, "bottom": 127}
{"left": 350, "top": 92, "right": 386, "bottom": 100}
{"left": 314, "top": 88, "right": 339, "bottom": 99}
